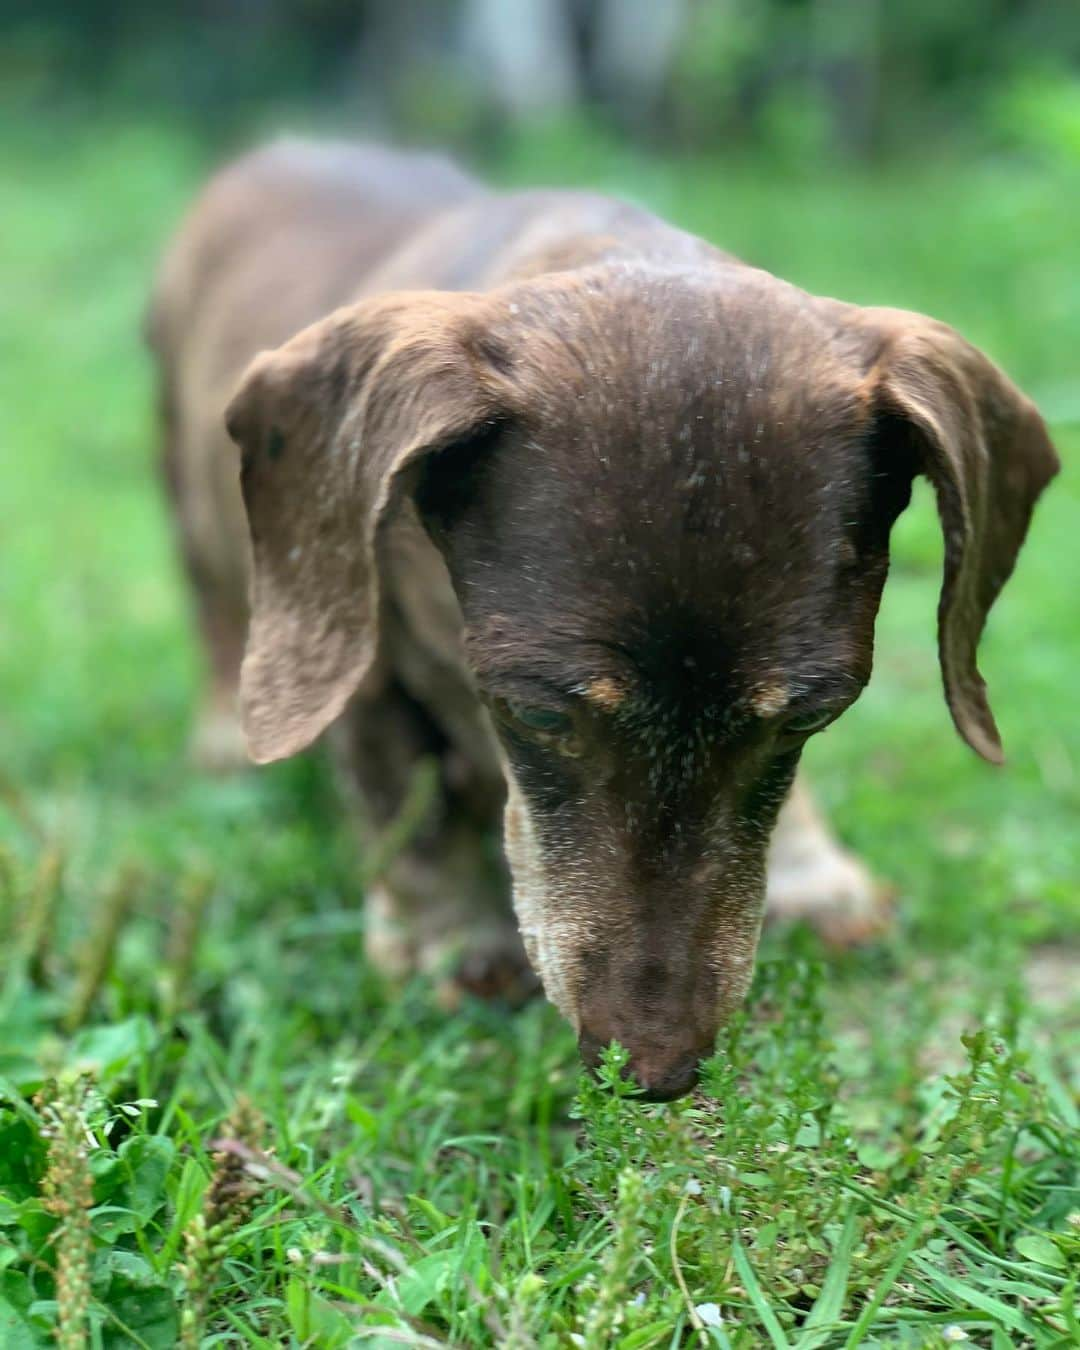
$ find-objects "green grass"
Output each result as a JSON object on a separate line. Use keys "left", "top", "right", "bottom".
{"left": 1, "top": 115, "right": 1077, "bottom": 1348}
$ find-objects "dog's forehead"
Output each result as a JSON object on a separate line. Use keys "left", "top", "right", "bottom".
{"left": 487, "top": 265, "right": 871, "bottom": 520}
{"left": 491, "top": 261, "right": 857, "bottom": 416}
{"left": 451, "top": 266, "right": 880, "bottom": 715}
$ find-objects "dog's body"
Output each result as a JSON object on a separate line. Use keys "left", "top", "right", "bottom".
{"left": 149, "top": 140, "right": 1057, "bottom": 1098}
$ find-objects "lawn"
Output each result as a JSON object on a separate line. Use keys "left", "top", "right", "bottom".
{"left": 0, "top": 115, "right": 1077, "bottom": 1347}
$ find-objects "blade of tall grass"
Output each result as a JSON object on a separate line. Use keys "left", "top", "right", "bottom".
{"left": 841, "top": 1222, "right": 927, "bottom": 1349}
{"left": 730, "top": 1235, "right": 791, "bottom": 1350}
{"left": 797, "top": 1209, "right": 860, "bottom": 1348}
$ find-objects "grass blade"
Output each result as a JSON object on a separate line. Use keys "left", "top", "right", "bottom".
{"left": 798, "top": 1210, "right": 859, "bottom": 1348}
{"left": 842, "top": 1222, "right": 926, "bottom": 1349}
{"left": 909, "top": 1253, "right": 1043, "bottom": 1338}
{"left": 730, "top": 1235, "right": 791, "bottom": 1350}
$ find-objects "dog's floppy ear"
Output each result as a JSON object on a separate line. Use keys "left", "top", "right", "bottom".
{"left": 224, "top": 291, "right": 507, "bottom": 764}
{"left": 837, "top": 305, "right": 1059, "bottom": 763}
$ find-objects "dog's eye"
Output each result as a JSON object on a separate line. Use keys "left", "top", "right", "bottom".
{"left": 785, "top": 707, "right": 839, "bottom": 736}
{"left": 505, "top": 702, "right": 574, "bottom": 737}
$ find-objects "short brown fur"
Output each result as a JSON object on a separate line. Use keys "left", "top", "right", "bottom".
{"left": 148, "top": 139, "right": 1058, "bottom": 1099}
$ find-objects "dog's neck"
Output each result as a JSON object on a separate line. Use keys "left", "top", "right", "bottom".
{"left": 355, "top": 188, "right": 735, "bottom": 302}
{"left": 481, "top": 193, "right": 731, "bottom": 291}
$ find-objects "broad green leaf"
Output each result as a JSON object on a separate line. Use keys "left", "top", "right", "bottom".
{"left": 68, "top": 1017, "right": 157, "bottom": 1084}
{"left": 103, "top": 1250, "right": 161, "bottom": 1288}
{"left": 285, "top": 1276, "right": 353, "bottom": 1347}
{"left": 391, "top": 1250, "right": 459, "bottom": 1317}
{"left": 0, "top": 1118, "right": 43, "bottom": 1198}
{"left": 0, "top": 1271, "right": 49, "bottom": 1349}
{"left": 0, "top": 1299, "right": 42, "bottom": 1350}
{"left": 90, "top": 1204, "right": 140, "bottom": 1242}
{"left": 116, "top": 1135, "right": 174, "bottom": 1222}
{"left": 620, "top": 1320, "right": 680, "bottom": 1348}
{"left": 99, "top": 1278, "right": 177, "bottom": 1350}
{"left": 1014, "top": 1234, "right": 1066, "bottom": 1270}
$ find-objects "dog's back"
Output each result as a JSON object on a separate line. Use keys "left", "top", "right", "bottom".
{"left": 147, "top": 140, "right": 479, "bottom": 756}
{"left": 147, "top": 138, "right": 479, "bottom": 379}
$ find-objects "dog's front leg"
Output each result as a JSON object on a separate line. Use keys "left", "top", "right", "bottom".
{"left": 330, "top": 681, "right": 534, "bottom": 1005}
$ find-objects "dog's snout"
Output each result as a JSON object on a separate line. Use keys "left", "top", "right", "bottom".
{"left": 578, "top": 1030, "right": 706, "bottom": 1101}
{"left": 632, "top": 1048, "right": 702, "bottom": 1101}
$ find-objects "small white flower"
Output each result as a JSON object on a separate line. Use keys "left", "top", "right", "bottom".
{"left": 287, "top": 1247, "right": 304, "bottom": 1265}
{"left": 943, "top": 1327, "right": 969, "bottom": 1343}
{"left": 696, "top": 1303, "right": 723, "bottom": 1327}
{"left": 684, "top": 1178, "right": 703, "bottom": 1196}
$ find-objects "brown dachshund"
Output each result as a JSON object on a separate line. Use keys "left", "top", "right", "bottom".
{"left": 147, "top": 140, "right": 1058, "bottom": 1098}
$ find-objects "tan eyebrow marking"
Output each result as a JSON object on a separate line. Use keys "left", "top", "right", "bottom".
{"left": 750, "top": 680, "right": 790, "bottom": 717}
{"left": 584, "top": 676, "right": 629, "bottom": 711}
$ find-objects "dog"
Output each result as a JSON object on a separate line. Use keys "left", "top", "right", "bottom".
{"left": 147, "top": 139, "right": 1058, "bottom": 1099}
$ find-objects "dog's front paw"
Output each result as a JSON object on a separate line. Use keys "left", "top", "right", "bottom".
{"left": 765, "top": 844, "right": 893, "bottom": 946}
{"left": 363, "top": 882, "right": 418, "bottom": 979}
{"left": 765, "top": 782, "right": 894, "bottom": 947}
{"left": 449, "top": 938, "right": 540, "bottom": 1007}
{"left": 191, "top": 701, "right": 250, "bottom": 774}
{"left": 364, "top": 882, "right": 538, "bottom": 1005}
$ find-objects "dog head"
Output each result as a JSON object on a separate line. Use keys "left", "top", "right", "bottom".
{"left": 226, "top": 263, "right": 1057, "bottom": 1098}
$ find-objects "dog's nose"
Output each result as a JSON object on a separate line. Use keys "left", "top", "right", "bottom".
{"left": 629, "top": 1048, "right": 701, "bottom": 1100}
{"left": 578, "top": 1032, "right": 704, "bottom": 1101}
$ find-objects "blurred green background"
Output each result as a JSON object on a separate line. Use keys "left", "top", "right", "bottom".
{"left": 1, "top": 4, "right": 1078, "bottom": 1346}
{"left": 6, "top": 0, "right": 1080, "bottom": 167}
{"left": 3, "top": 0, "right": 1077, "bottom": 936}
